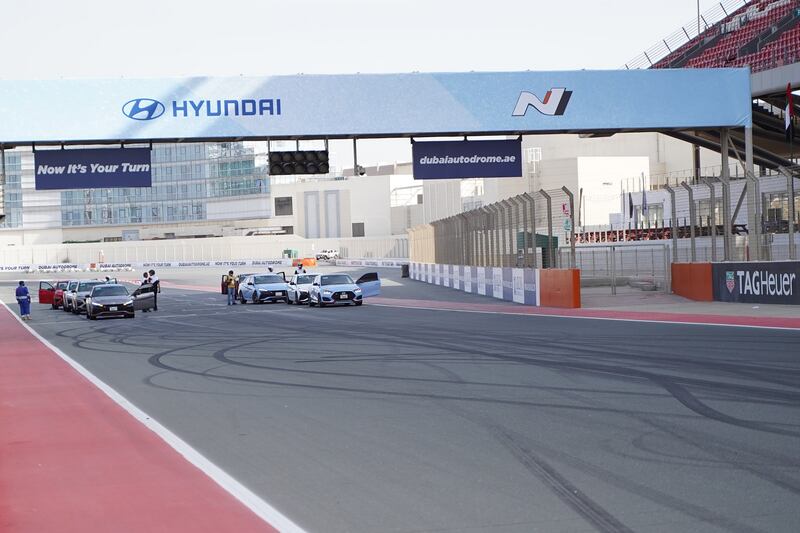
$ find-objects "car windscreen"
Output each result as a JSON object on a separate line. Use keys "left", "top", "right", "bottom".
{"left": 295, "top": 275, "right": 315, "bottom": 285}
{"left": 68, "top": 282, "right": 78, "bottom": 290}
{"left": 91, "top": 285, "right": 129, "bottom": 297}
{"left": 320, "top": 275, "right": 354, "bottom": 286}
{"left": 254, "top": 275, "right": 284, "bottom": 284}
{"left": 77, "top": 281, "right": 103, "bottom": 292}
{"left": 57, "top": 282, "right": 69, "bottom": 289}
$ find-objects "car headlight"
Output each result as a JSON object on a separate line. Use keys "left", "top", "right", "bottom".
{"left": 91, "top": 301, "right": 102, "bottom": 307}
{"left": 124, "top": 300, "right": 134, "bottom": 306}
{"left": 322, "top": 290, "right": 332, "bottom": 296}
{"left": 353, "top": 287, "right": 362, "bottom": 293}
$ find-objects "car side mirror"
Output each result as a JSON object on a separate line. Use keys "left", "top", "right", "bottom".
{"left": 313, "top": 282, "right": 319, "bottom": 286}
{"left": 247, "top": 281, "right": 254, "bottom": 286}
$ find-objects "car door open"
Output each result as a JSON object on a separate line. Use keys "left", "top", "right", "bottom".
{"left": 355, "top": 272, "right": 381, "bottom": 298}
{"left": 38, "top": 281, "right": 55, "bottom": 305}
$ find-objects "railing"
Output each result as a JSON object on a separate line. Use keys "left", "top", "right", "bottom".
{"left": 623, "top": 0, "right": 750, "bottom": 69}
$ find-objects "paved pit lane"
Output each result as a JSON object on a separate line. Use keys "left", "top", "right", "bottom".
{"left": 3, "top": 271, "right": 799, "bottom": 533}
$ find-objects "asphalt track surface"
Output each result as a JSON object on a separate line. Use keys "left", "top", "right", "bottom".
{"left": 6, "top": 270, "right": 800, "bottom": 532}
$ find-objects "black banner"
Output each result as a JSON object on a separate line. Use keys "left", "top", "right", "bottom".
{"left": 712, "top": 261, "right": 800, "bottom": 305}
{"left": 34, "top": 148, "right": 151, "bottom": 190}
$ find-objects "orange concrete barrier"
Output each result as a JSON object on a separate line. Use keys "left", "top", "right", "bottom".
{"left": 671, "top": 262, "right": 712, "bottom": 301}
{"left": 539, "top": 268, "right": 581, "bottom": 308}
{"left": 292, "top": 258, "right": 317, "bottom": 267}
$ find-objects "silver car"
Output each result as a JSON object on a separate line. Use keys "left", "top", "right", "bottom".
{"left": 62, "top": 280, "right": 80, "bottom": 312}
{"left": 286, "top": 273, "right": 317, "bottom": 305}
{"left": 71, "top": 280, "right": 109, "bottom": 314}
{"left": 308, "top": 272, "right": 381, "bottom": 307}
{"left": 238, "top": 273, "right": 289, "bottom": 304}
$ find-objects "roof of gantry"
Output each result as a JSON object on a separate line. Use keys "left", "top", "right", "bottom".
{"left": 0, "top": 69, "right": 752, "bottom": 147}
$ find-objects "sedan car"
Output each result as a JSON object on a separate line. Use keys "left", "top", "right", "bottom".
{"left": 62, "top": 280, "right": 80, "bottom": 312}
{"left": 71, "top": 280, "right": 109, "bottom": 314}
{"left": 308, "top": 272, "right": 381, "bottom": 307}
{"left": 86, "top": 284, "right": 135, "bottom": 320}
{"left": 238, "top": 273, "right": 290, "bottom": 304}
{"left": 286, "top": 273, "right": 317, "bottom": 305}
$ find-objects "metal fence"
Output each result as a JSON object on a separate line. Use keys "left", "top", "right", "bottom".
{"left": 409, "top": 188, "right": 577, "bottom": 269}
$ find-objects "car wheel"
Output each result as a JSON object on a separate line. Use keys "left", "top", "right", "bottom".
{"left": 238, "top": 291, "right": 246, "bottom": 304}
{"left": 125, "top": 314, "right": 134, "bottom": 319}
{"left": 318, "top": 299, "right": 326, "bottom": 308}
{"left": 355, "top": 301, "right": 363, "bottom": 306}
{"left": 252, "top": 293, "right": 259, "bottom": 304}
{"left": 51, "top": 302, "right": 57, "bottom": 310}
{"left": 309, "top": 297, "right": 316, "bottom": 307}
{"left": 286, "top": 295, "right": 293, "bottom": 305}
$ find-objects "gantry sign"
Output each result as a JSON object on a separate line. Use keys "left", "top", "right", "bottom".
{"left": 0, "top": 69, "right": 756, "bottom": 258}
{"left": 0, "top": 69, "right": 751, "bottom": 145}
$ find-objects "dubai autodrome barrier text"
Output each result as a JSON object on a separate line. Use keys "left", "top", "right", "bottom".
{"left": 0, "top": 259, "right": 293, "bottom": 273}
{"left": 336, "top": 259, "right": 408, "bottom": 268}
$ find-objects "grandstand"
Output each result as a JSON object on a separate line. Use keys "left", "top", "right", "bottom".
{"left": 626, "top": 0, "right": 800, "bottom": 165}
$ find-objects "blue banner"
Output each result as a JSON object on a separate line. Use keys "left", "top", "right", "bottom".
{"left": 34, "top": 148, "right": 151, "bottom": 190}
{"left": 412, "top": 139, "right": 522, "bottom": 179}
{"left": 0, "top": 69, "right": 751, "bottom": 144}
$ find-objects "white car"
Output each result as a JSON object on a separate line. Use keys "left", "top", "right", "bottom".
{"left": 238, "top": 273, "right": 289, "bottom": 304}
{"left": 315, "top": 249, "right": 339, "bottom": 261}
{"left": 286, "top": 273, "right": 317, "bottom": 305}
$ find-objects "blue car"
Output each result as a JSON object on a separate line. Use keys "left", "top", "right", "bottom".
{"left": 238, "top": 273, "right": 289, "bottom": 304}
{"left": 308, "top": 272, "right": 381, "bottom": 307}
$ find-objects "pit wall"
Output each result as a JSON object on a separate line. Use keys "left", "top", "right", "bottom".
{"left": 410, "top": 263, "right": 581, "bottom": 309}
{"left": 672, "top": 261, "right": 800, "bottom": 305}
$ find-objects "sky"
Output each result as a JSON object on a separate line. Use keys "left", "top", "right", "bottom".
{"left": 0, "top": 0, "right": 724, "bottom": 165}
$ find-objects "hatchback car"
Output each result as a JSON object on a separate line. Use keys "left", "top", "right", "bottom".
{"left": 308, "top": 272, "right": 381, "bottom": 307}
{"left": 286, "top": 273, "right": 317, "bottom": 304}
{"left": 238, "top": 273, "right": 290, "bottom": 304}
{"left": 86, "top": 284, "right": 135, "bottom": 320}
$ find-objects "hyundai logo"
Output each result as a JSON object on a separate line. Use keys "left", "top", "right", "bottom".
{"left": 122, "top": 98, "right": 165, "bottom": 121}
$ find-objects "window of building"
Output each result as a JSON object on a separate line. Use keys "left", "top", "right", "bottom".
{"left": 281, "top": 226, "right": 294, "bottom": 235}
{"left": 352, "top": 222, "right": 365, "bottom": 237}
{"left": 275, "top": 196, "right": 293, "bottom": 216}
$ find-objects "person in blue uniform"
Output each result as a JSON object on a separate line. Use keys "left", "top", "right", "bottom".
{"left": 16, "top": 281, "right": 31, "bottom": 320}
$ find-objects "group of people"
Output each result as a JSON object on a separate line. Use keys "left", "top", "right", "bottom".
{"left": 140, "top": 269, "right": 161, "bottom": 312}
{"left": 14, "top": 269, "right": 163, "bottom": 320}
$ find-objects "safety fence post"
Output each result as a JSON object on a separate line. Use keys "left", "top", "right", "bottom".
{"left": 538, "top": 189, "right": 553, "bottom": 269}
{"left": 680, "top": 182, "right": 697, "bottom": 262}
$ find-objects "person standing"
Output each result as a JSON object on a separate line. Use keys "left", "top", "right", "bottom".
{"left": 148, "top": 269, "right": 160, "bottom": 311}
{"left": 224, "top": 270, "right": 237, "bottom": 305}
{"left": 16, "top": 281, "right": 31, "bottom": 321}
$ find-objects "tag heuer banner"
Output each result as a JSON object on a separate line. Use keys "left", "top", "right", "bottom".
{"left": 712, "top": 261, "right": 800, "bottom": 305}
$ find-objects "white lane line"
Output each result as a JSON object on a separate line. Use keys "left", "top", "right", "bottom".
{"left": 368, "top": 302, "right": 800, "bottom": 331}
{"left": 0, "top": 299, "right": 308, "bottom": 533}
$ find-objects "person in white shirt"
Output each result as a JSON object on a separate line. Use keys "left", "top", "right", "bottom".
{"left": 148, "top": 269, "right": 160, "bottom": 311}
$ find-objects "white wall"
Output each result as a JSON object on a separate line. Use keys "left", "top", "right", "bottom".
{"left": 577, "top": 156, "right": 650, "bottom": 226}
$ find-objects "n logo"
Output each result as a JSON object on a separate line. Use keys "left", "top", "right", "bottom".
{"left": 512, "top": 88, "right": 572, "bottom": 116}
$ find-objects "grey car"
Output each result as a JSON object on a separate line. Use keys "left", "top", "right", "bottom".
{"left": 86, "top": 284, "right": 135, "bottom": 320}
